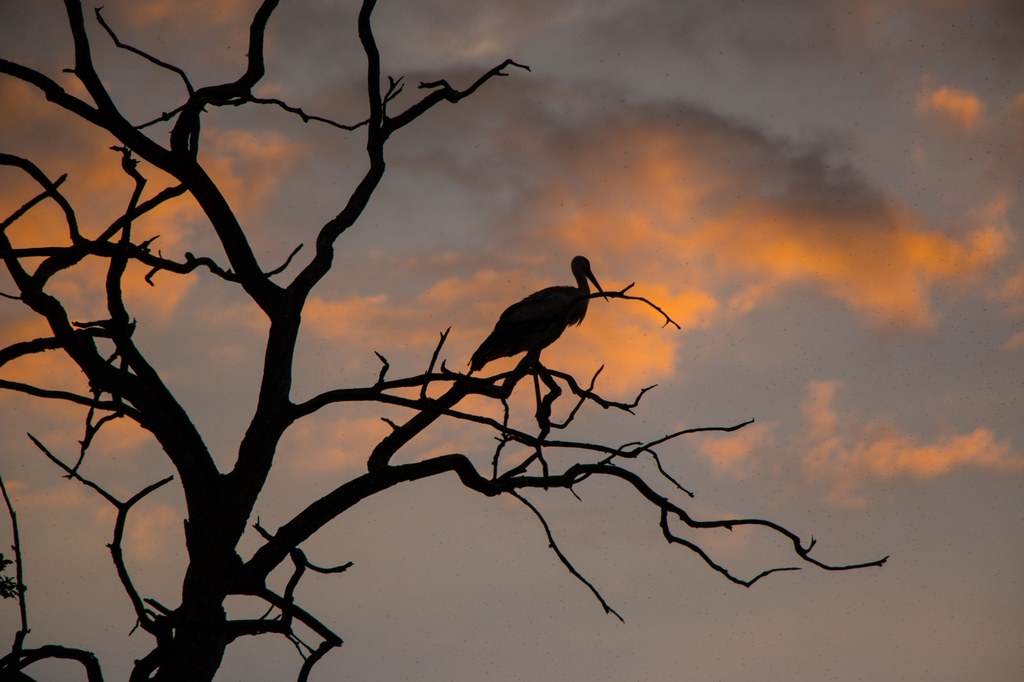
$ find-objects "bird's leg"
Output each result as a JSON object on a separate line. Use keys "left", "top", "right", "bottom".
{"left": 532, "top": 360, "right": 563, "bottom": 486}
{"left": 535, "top": 366, "right": 561, "bottom": 434}
{"left": 532, "top": 369, "right": 544, "bottom": 424}
{"left": 490, "top": 396, "right": 515, "bottom": 479}
{"left": 529, "top": 364, "right": 550, "bottom": 482}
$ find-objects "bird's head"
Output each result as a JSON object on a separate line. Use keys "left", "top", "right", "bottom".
{"left": 571, "top": 255, "right": 603, "bottom": 293}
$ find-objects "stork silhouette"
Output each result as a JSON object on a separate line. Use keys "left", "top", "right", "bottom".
{"left": 470, "top": 255, "right": 602, "bottom": 372}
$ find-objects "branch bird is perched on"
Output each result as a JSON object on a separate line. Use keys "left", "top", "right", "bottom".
{"left": 470, "top": 255, "right": 603, "bottom": 372}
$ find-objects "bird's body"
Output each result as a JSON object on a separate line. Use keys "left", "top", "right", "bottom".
{"left": 470, "top": 256, "right": 602, "bottom": 372}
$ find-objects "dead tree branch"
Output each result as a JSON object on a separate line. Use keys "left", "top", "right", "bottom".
{"left": 94, "top": 6, "right": 195, "bottom": 96}
{"left": 593, "top": 284, "right": 683, "bottom": 329}
{"left": 509, "top": 490, "right": 624, "bottom": 622}
{"left": 0, "top": 475, "right": 28, "bottom": 654}
{"left": 1, "top": 644, "right": 104, "bottom": 682}
{"left": 28, "top": 434, "right": 175, "bottom": 636}
{"left": 385, "top": 59, "right": 532, "bottom": 135}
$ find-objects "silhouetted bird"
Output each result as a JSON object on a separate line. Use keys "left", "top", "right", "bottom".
{"left": 470, "top": 255, "right": 603, "bottom": 372}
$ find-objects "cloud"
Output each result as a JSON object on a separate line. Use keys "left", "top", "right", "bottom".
{"left": 199, "top": 128, "right": 307, "bottom": 224}
{"left": 280, "top": 407, "right": 494, "bottom": 475}
{"left": 375, "top": 0, "right": 587, "bottom": 65}
{"left": 911, "top": 0, "right": 1024, "bottom": 69}
{"left": 124, "top": 502, "right": 183, "bottom": 563}
{"left": 800, "top": 380, "right": 1023, "bottom": 508}
{"left": 703, "top": 198, "right": 1009, "bottom": 328}
{"left": 1014, "top": 91, "right": 1024, "bottom": 117}
{"left": 1004, "top": 332, "right": 1024, "bottom": 351}
{"left": 995, "top": 262, "right": 1024, "bottom": 317}
{"left": 304, "top": 287, "right": 455, "bottom": 362}
{"left": 915, "top": 84, "right": 987, "bottom": 133}
{"left": 697, "top": 421, "right": 777, "bottom": 478}
{"left": 87, "top": 415, "right": 153, "bottom": 456}
{"left": 985, "top": 207, "right": 1024, "bottom": 350}
{"left": 283, "top": 414, "right": 392, "bottom": 475}
{"left": 526, "top": 107, "right": 1011, "bottom": 330}
{"left": 0, "top": 316, "right": 91, "bottom": 406}
{"left": 4, "top": 476, "right": 180, "bottom": 565}
{"left": 123, "top": 0, "right": 255, "bottom": 28}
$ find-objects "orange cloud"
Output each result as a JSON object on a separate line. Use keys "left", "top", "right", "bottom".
{"left": 124, "top": 502, "right": 183, "bottom": 563}
{"left": 14, "top": 480, "right": 105, "bottom": 517}
{"left": 280, "top": 407, "right": 493, "bottom": 475}
{"left": 915, "top": 84, "right": 986, "bottom": 133}
{"left": 1004, "top": 331, "right": 1024, "bottom": 350}
{"left": 121, "top": 0, "right": 256, "bottom": 29}
{"left": 544, "top": 284, "right": 714, "bottom": 391}
{"left": 697, "top": 420, "right": 777, "bottom": 477}
{"left": 995, "top": 262, "right": 1024, "bottom": 318}
{"left": 124, "top": 262, "right": 198, "bottom": 325}
{"left": 304, "top": 291, "right": 450, "bottom": 362}
{"left": 283, "top": 414, "right": 392, "bottom": 474}
{"left": 853, "top": 426, "right": 1016, "bottom": 479}
{"left": 1, "top": 78, "right": 176, "bottom": 232}
{"left": 199, "top": 128, "right": 307, "bottom": 224}
{"left": 3, "top": 475, "right": 180, "bottom": 567}
{"left": 800, "top": 380, "right": 1023, "bottom": 508}
{"left": 700, "top": 201, "right": 1009, "bottom": 328}
{"left": 88, "top": 415, "right": 153, "bottom": 456}
{"left": 540, "top": 119, "right": 1011, "bottom": 330}
{"left": 0, "top": 314, "right": 91, "bottom": 404}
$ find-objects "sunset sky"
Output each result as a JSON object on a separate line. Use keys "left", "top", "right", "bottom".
{"left": 1, "top": 1, "right": 1023, "bottom": 680}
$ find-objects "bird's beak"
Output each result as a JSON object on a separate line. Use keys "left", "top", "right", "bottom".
{"left": 587, "top": 268, "right": 604, "bottom": 294}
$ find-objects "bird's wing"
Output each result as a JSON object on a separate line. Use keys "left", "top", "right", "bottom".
{"left": 495, "top": 286, "right": 574, "bottom": 326}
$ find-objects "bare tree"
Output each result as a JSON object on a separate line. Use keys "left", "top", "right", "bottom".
{"left": 0, "top": 2, "right": 886, "bottom": 681}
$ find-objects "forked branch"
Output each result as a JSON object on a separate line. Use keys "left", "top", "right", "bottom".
{"left": 28, "top": 434, "right": 174, "bottom": 636}
{"left": 593, "top": 283, "right": 682, "bottom": 330}
{"left": 385, "top": 59, "right": 531, "bottom": 135}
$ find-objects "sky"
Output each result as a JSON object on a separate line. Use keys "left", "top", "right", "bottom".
{"left": 1, "top": 0, "right": 1023, "bottom": 680}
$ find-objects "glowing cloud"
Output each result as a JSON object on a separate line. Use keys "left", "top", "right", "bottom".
{"left": 697, "top": 420, "right": 777, "bottom": 477}
{"left": 199, "top": 128, "right": 307, "bottom": 224}
{"left": 996, "top": 262, "right": 1024, "bottom": 318}
{"left": 1004, "top": 332, "right": 1024, "bottom": 351}
{"left": 915, "top": 84, "right": 986, "bottom": 133}
{"left": 699, "top": 200, "right": 1009, "bottom": 328}
{"left": 122, "top": 0, "right": 255, "bottom": 29}
{"left": 538, "top": 112, "right": 1010, "bottom": 329}
{"left": 125, "top": 503, "right": 182, "bottom": 563}
{"left": 800, "top": 380, "right": 1023, "bottom": 508}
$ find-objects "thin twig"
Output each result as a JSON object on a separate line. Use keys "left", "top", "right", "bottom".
{"left": 420, "top": 328, "right": 450, "bottom": 399}
{"left": 508, "top": 490, "right": 624, "bottom": 622}
{"left": 649, "top": 451, "right": 695, "bottom": 498}
{"left": 249, "top": 97, "right": 367, "bottom": 131}
{"left": 373, "top": 352, "right": 390, "bottom": 385}
{"left": 95, "top": 7, "right": 195, "bottom": 95}
{"left": 266, "top": 244, "right": 304, "bottom": 278}
{"left": 591, "top": 284, "right": 682, "bottom": 330}
{"left": 28, "top": 432, "right": 174, "bottom": 635}
{"left": 0, "top": 475, "right": 29, "bottom": 653}
{"left": 659, "top": 509, "right": 799, "bottom": 587}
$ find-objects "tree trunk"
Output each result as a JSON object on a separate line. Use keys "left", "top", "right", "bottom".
{"left": 148, "top": 627, "right": 230, "bottom": 682}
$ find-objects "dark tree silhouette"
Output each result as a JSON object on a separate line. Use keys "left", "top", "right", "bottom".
{"left": 0, "top": 2, "right": 886, "bottom": 681}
